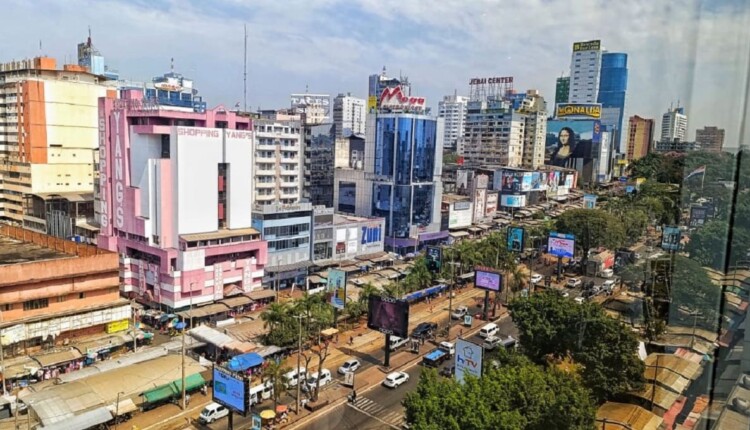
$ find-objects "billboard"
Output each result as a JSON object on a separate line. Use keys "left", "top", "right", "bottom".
{"left": 555, "top": 103, "right": 602, "bottom": 120}
{"left": 573, "top": 39, "right": 601, "bottom": 52}
{"left": 547, "top": 120, "right": 601, "bottom": 170}
{"left": 501, "top": 194, "right": 526, "bottom": 208}
{"left": 473, "top": 188, "right": 486, "bottom": 221}
{"left": 485, "top": 192, "right": 498, "bottom": 217}
{"left": 529, "top": 172, "right": 547, "bottom": 191}
{"left": 380, "top": 86, "right": 426, "bottom": 111}
{"left": 507, "top": 226, "right": 525, "bottom": 253}
{"left": 661, "top": 226, "right": 681, "bottom": 251}
{"left": 689, "top": 207, "right": 708, "bottom": 228}
{"left": 455, "top": 338, "right": 483, "bottom": 383}
{"left": 426, "top": 246, "right": 443, "bottom": 272}
{"left": 328, "top": 269, "right": 347, "bottom": 310}
{"left": 367, "top": 296, "right": 409, "bottom": 338}
{"left": 213, "top": 366, "right": 249, "bottom": 415}
{"left": 548, "top": 232, "right": 576, "bottom": 258}
{"left": 583, "top": 194, "right": 597, "bottom": 209}
{"left": 474, "top": 266, "right": 503, "bottom": 292}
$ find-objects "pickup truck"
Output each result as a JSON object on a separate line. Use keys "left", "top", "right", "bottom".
{"left": 422, "top": 348, "right": 450, "bottom": 367}
{"left": 438, "top": 341, "right": 455, "bottom": 356}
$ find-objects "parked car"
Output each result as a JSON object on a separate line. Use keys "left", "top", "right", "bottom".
{"left": 412, "top": 322, "right": 438, "bottom": 339}
{"left": 451, "top": 306, "right": 469, "bottom": 319}
{"left": 383, "top": 371, "right": 410, "bottom": 388}
{"left": 567, "top": 278, "right": 582, "bottom": 288}
{"left": 530, "top": 273, "right": 543, "bottom": 284}
{"left": 601, "top": 268, "right": 614, "bottom": 278}
{"left": 338, "top": 358, "right": 361, "bottom": 375}
{"left": 574, "top": 297, "right": 585, "bottom": 305}
{"left": 389, "top": 336, "right": 409, "bottom": 351}
{"left": 303, "top": 369, "right": 332, "bottom": 392}
{"left": 602, "top": 279, "right": 616, "bottom": 293}
{"left": 439, "top": 366, "right": 455, "bottom": 378}
{"left": 482, "top": 335, "right": 517, "bottom": 350}
{"left": 199, "top": 402, "right": 229, "bottom": 424}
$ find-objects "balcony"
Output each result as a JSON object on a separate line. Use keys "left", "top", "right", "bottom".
{"left": 256, "top": 182, "right": 275, "bottom": 189}
{"left": 256, "top": 156, "right": 276, "bottom": 163}
{"left": 256, "top": 193, "right": 276, "bottom": 201}
{"left": 256, "top": 168, "right": 276, "bottom": 175}
{"left": 256, "top": 143, "right": 276, "bottom": 151}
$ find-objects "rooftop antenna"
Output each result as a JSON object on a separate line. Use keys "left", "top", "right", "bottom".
{"left": 243, "top": 23, "right": 248, "bottom": 113}
{"left": 170, "top": 57, "right": 174, "bottom": 73}
{"left": 381, "top": 65, "right": 386, "bottom": 76}
{"left": 87, "top": 25, "right": 92, "bottom": 46}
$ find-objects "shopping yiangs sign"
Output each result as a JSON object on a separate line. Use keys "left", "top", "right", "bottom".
{"left": 455, "top": 338, "right": 483, "bottom": 383}
{"left": 380, "top": 86, "right": 426, "bottom": 110}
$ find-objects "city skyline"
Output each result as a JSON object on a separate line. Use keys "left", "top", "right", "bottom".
{"left": 2, "top": 0, "right": 748, "bottom": 146}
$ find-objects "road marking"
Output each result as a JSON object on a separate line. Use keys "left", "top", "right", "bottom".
{"left": 349, "top": 396, "right": 403, "bottom": 429}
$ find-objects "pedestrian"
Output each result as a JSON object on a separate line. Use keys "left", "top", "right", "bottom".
{"left": 201, "top": 385, "right": 207, "bottom": 396}
{"left": 349, "top": 336, "right": 354, "bottom": 346}
{"left": 185, "top": 394, "right": 191, "bottom": 406}
{"left": 352, "top": 390, "right": 357, "bottom": 403}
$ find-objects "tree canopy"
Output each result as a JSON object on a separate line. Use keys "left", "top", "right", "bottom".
{"left": 508, "top": 291, "right": 645, "bottom": 403}
{"left": 403, "top": 352, "right": 596, "bottom": 430}
{"left": 666, "top": 255, "right": 722, "bottom": 330}
{"left": 554, "top": 209, "right": 626, "bottom": 259}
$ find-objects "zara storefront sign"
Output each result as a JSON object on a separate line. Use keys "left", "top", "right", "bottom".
{"left": 380, "top": 86, "right": 425, "bottom": 110}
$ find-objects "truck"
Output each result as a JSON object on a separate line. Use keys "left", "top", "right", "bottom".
{"left": 422, "top": 348, "right": 449, "bottom": 367}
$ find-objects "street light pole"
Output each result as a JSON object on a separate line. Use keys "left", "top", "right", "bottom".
{"left": 115, "top": 391, "right": 124, "bottom": 430}
{"left": 293, "top": 314, "right": 304, "bottom": 415}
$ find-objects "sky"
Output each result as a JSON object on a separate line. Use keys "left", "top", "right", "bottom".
{"left": 3, "top": 0, "right": 750, "bottom": 146}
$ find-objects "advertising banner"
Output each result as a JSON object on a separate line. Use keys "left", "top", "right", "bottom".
{"left": 426, "top": 246, "right": 442, "bottom": 272}
{"left": 500, "top": 194, "right": 526, "bottom": 208}
{"left": 548, "top": 232, "right": 576, "bottom": 258}
{"left": 555, "top": 103, "right": 602, "bottom": 120}
{"left": 689, "top": 207, "right": 708, "bottom": 228}
{"left": 661, "top": 226, "right": 682, "bottom": 251}
{"left": 473, "top": 188, "right": 486, "bottom": 221}
{"left": 573, "top": 40, "right": 601, "bottom": 51}
{"left": 455, "top": 339, "right": 483, "bottom": 383}
{"left": 106, "top": 319, "right": 130, "bottom": 334}
{"left": 520, "top": 172, "right": 533, "bottom": 192}
{"left": 328, "top": 269, "right": 347, "bottom": 310}
{"left": 474, "top": 267, "right": 503, "bottom": 292}
{"left": 530, "top": 172, "right": 547, "bottom": 191}
{"left": 367, "top": 296, "right": 409, "bottom": 337}
{"left": 213, "top": 367, "right": 248, "bottom": 415}
{"left": 507, "top": 226, "right": 525, "bottom": 253}
{"left": 501, "top": 171, "right": 523, "bottom": 193}
{"left": 485, "top": 192, "right": 498, "bottom": 217}
{"left": 583, "top": 194, "right": 597, "bottom": 209}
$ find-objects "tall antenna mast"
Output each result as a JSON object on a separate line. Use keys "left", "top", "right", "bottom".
{"left": 243, "top": 24, "right": 248, "bottom": 113}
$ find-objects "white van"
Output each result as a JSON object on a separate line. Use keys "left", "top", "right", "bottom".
{"left": 249, "top": 380, "right": 274, "bottom": 404}
{"left": 303, "top": 369, "right": 332, "bottom": 392}
{"left": 199, "top": 402, "right": 229, "bottom": 424}
{"left": 601, "top": 268, "right": 614, "bottom": 278}
{"left": 479, "top": 323, "right": 499, "bottom": 339}
{"left": 284, "top": 367, "right": 307, "bottom": 388}
{"left": 389, "top": 336, "right": 409, "bottom": 351}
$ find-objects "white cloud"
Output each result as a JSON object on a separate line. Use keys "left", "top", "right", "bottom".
{"left": 2, "top": 0, "right": 748, "bottom": 145}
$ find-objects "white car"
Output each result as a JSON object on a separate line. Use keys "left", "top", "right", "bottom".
{"left": 338, "top": 358, "right": 361, "bottom": 375}
{"left": 567, "top": 278, "right": 582, "bottom": 288}
{"left": 574, "top": 297, "right": 585, "bottom": 305}
{"left": 302, "top": 369, "right": 332, "bottom": 392}
{"left": 451, "top": 305, "right": 468, "bottom": 319}
{"left": 383, "top": 371, "right": 410, "bottom": 388}
{"left": 530, "top": 274, "right": 543, "bottom": 284}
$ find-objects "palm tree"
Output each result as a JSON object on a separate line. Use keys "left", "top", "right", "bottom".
{"left": 382, "top": 282, "right": 403, "bottom": 299}
{"left": 261, "top": 360, "right": 291, "bottom": 410}
{"left": 358, "top": 283, "right": 378, "bottom": 307}
{"left": 260, "top": 302, "right": 289, "bottom": 332}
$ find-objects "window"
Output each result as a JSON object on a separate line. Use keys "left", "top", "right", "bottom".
{"left": 2, "top": 303, "right": 12, "bottom": 311}
{"left": 57, "top": 296, "right": 66, "bottom": 303}
{"left": 79, "top": 292, "right": 85, "bottom": 299}
{"left": 23, "top": 298, "right": 49, "bottom": 311}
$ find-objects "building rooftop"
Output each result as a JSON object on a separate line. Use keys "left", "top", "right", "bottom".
{"left": 333, "top": 213, "right": 379, "bottom": 225}
{"left": 442, "top": 193, "right": 471, "bottom": 204}
{"left": 0, "top": 235, "right": 72, "bottom": 266}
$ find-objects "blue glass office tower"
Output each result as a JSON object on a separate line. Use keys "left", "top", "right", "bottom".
{"left": 370, "top": 114, "right": 444, "bottom": 252}
{"left": 598, "top": 53, "right": 628, "bottom": 152}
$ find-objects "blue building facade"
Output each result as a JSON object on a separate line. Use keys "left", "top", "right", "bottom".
{"left": 370, "top": 114, "right": 444, "bottom": 252}
{"left": 598, "top": 52, "right": 628, "bottom": 151}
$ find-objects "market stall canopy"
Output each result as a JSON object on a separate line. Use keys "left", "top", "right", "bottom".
{"left": 38, "top": 406, "right": 112, "bottom": 430}
{"left": 596, "top": 402, "right": 663, "bottom": 430}
{"left": 220, "top": 295, "right": 253, "bottom": 309}
{"left": 33, "top": 348, "right": 83, "bottom": 368}
{"left": 107, "top": 398, "right": 137, "bottom": 416}
{"left": 228, "top": 352, "right": 264, "bottom": 372}
{"left": 260, "top": 409, "right": 276, "bottom": 420}
{"left": 189, "top": 325, "right": 234, "bottom": 348}
{"left": 247, "top": 289, "right": 276, "bottom": 301}
{"left": 177, "top": 303, "right": 230, "bottom": 320}
{"left": 320, "top": 328, "right": 339, "bottom": 337}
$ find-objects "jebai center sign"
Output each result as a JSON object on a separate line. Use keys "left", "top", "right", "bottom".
{"left": 380, "top": 86, "right": 425, "bottom": 110}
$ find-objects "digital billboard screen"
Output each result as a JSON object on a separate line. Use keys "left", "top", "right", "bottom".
{"left": 689, "top": 207, "right": 708, "bottom": 228}
{"left": 213, "top": 366, "right": 248, "bottom": 415}
{"left": 507, "top": 226, "right": 525, "bottom": 253}
{"left": 367, "top": 296, "right": 409, "bottom": 338}
{"left": 474, "top": 267, "right": 503, "bottom": 292}
{"left": 327, "top": 269, "right": 347, "bottom": 310}
{"left": 661, "top": 226, "right": 681, "bottom": 251}
{"left": 548, "top": 232, "right": 576, "bottom": 258}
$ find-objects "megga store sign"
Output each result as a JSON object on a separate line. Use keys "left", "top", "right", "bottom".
{"left": 556, "top": 103, "right": 602, "bottom": 119}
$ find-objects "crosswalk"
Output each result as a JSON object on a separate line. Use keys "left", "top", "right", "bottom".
{"left": 349, "top": 396, "right": 405, "bottom": 429}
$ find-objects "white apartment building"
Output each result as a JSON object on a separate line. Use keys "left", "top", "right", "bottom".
{"left": 333, "top": 93, "right": 366, "bottom": 139}
{"left": 661, "top": 106, "right": 688, "bottom": 142}
{"left": 569, "top": 40, "right": 603, "bottom": 104}
{"left": 438, "top": 94, "right": 468, "bottom": 150}
{"left": 461, "top": 98, "right": 525, "bottom": 167}
{"left": 519, "top": 90, "right": 548, "bottom": 170}
{"left": 253, "top": 119, "right": 304, "bottom": 205}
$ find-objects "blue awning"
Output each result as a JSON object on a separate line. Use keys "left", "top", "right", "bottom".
{"left": 404, "top": 284, "right": 447, "bottom": 303}
{"left": 228, "top": 352, "right": 264, "bottom": 372}
{"left": 174, "top": 322, "right": 187, "bottom": 330}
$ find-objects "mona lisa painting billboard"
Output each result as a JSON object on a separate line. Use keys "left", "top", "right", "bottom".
{"left": 547, "top": 120, "right": 601, "bottom": 167}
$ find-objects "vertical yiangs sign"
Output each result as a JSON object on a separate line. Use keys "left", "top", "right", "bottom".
{"left": 112, "top": 110, "right": 125, "bottom": 229}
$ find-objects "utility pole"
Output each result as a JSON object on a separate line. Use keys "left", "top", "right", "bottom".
{"left": 1, "top": 310, "right": 6, "bottom": 396}
{"left": 115, "top": 391, "right": 124, "bottom": 430}
{"left": 181, "top": 290, "right": 193, "bottom": 411}
{"left": 293, "top": 315, "right": 304, "bottom": 415}
{"left": 131, "top": 299, "right": 137, "bottom": 352}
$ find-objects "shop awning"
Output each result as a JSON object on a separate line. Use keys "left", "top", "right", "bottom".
{"left": 307, "top": 275, "right": 327, "bottom": 284}
{"left": 459, "top": 272, "right": 475, "bottom": 280}
{"left": 189, "top": 325, "right": 235, "bottom": 348}
{"left": 225, "top": 340, "right": 257, "bottom": 353}
{"left": 33, "top": 348, "right": 83, "bottom": 368}
{"left": 1, "top": 356, "right": 38, "bottom": 379}
{"left": 468, "top": 227, "right": 482, "bottom": 233}
{"left": 355, "top": 251, "right": 388, "bottom": 261}
{"left": 256, "top": 345, "right": 284, "bottom": 358}
{"left": 71, "top": 335, "right": 128, "bottom": 356}
{"left": 339, "top": 266, "right": 361, "bottom": 273}
{"left": 172, "top": 373, "right": 206, "bottom": 393}
{"left": 143, "top": 384, "right": 178, "bottom": 403}
{"left": 321, "top": 328, "right": 339, "bottom": 337}
{"left": 177, "top": 303, "right": 230, "bottom": 320}
{"left": 228, "top": 352, "right": 264, "bottom": 372}
{"left": 371, "top": 255, "right": 394, "bottom": 263}
{"left": 39, "top": 407, "right": 113, "bottom": 430}
{"left": 220, "top": 295, "right": 253, "bottom": 309}
{"left": 247, "top": 289, "right": 276, "bottom": 301}
{"left": 108, "top": 398, "right": 138, "bottom": 416}
{"left": 449, "top": 231, "right": 470, "bottom": 238}
{"left": 376, "top": 268, "right": 401, "bottom": 279}
{"left": 264, "top": 260, "right": 314, "bottom": 273}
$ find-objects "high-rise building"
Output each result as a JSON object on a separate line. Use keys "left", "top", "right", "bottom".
{"left": 626, "top": 116, "right": 654, "bottom": 161}
{"left": 96, "top": 90, "right": 267, "bottom": 309}
{"left": 290, "top": 93, "right": 330, "bottom": 126}
{"left": 661, "top": 106, "right": 688, "bottom": 142}
{"left": 519, "top": 90, "right": 548, "bottom": 170}
{"left": 462, "top": 97, "right": 525, "bottom": 167}
{"left": 0, "top": 56, "right": 112, "bottom": 236}
{"left": 367, "top": 67, "right": 411, "bottom": 112}
{"left": 333, "top": 93, "right": 366, "bottom": 139}
{"left": 253, "top": 117, "right": 304, "bottom": 205}
{"left": 598, "top": 52, "right": 628, "bottom": 152}
{"left": 569, "top": 40, "right": 603, "bottom": 104}
{"left": 438, "top": 93, "right": 468, "bottom": 150}
{"left": 77, "top": 30, "right": 119, "bottom": 80}
{"left": 305, "top": 123, "right": 334, "bottom": 207}
{"left": 695, "top": 126, "right": 725, "bottom": 152}
{"left": 555, "top": 76, "right": 570, "bottom": 107}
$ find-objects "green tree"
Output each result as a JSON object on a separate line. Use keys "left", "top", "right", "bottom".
{"left": 508, "top": 291, "right": 645, "bottom": 402}
{"left": 685, "top": 220, "right": 731, "bottom": 269}
{"left": 443, "top": 152, "right": 459, "bottom": 164}
{"left": 403, "top": 354, "right": 596, "bottom": 430}
{"left": 668, "top": 255, "right": 722, "bottom": 330}
{"left": 261, "top": 360, "right": 291, "bottom": 409}
{"left": 555, "top": 209, "right": 626, "bottom": 262}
